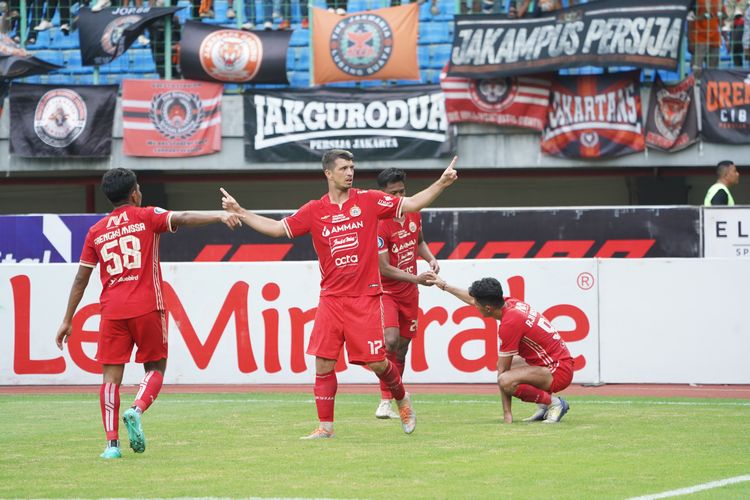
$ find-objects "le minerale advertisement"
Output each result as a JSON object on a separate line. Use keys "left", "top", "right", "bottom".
{"left": 448, "top": 0, "right": 690, "bottom": 78}
{"left": 244, "top": 86, "right": 454, "bottom": 162}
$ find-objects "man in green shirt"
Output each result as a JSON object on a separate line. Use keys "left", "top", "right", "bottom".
{"left": 704, "top": 160, "right": 740, "bottom": 206}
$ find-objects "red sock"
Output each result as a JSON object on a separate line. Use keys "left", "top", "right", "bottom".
{"left": 513, "top": 384, "right": 552, "bottom": 405}
{"left": 100, "top": 382, "right": 120, "bottom": 441}
{"left": 133, "top": 370, "right": 164, "bottom": 413}
{"left": 395, "top": 358, "right": 406, "bottom": 378}
{"left": 376, "top": 360, "right": 405, "bottom": 401}
{"left": 379, "top": 351, "right": 398, "bottom": 399}
{"left": 314, "top": 370, "right": 337, "bottom": 423}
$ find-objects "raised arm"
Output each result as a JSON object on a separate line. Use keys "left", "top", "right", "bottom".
{"left": 171, "top": 210, "right": 242, "bottom": 230}
{"left": 56, "top": 265, "right": 94, "bottom": 350}
{"left": 426, "top": 274, "right": 475, "bottom": 306}
{"left": 401, "top": 156, "right": 458, "bottom": 214}
{"left": 220, "top": 187, "right": 287, "bottom": 238}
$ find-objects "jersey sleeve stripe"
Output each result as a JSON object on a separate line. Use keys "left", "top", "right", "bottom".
{"left": 396, "top": 196, "right": 405, "bottom": 219}
{"left": 378, "top": 249, "right": 389, "bottom": 254}
{"left": 281, "top": 218, "right": 293, "bottom": 239}
{"left": 79, "top": 261, "right": 97, "bottom": 268}
{"left": 498, "top": 350, "right": 518, "bottom": 357}
{"left": 167, "top": 212, "right": 176, "bottom": 233}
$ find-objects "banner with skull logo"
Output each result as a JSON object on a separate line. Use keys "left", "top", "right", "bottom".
{"left": 180, "top": 21, "right": 290, "bottom": 84}
{"left": 541, "top": 71, "right": 644, "bottom": 159}
{"left": 78, "top": 6, "right": 182, "bottom": 66}
{"left": 9, "top": 83, "right": 118, "bottom": 157}
{"left": 644, "top": 74, "right": 697, "bottom": 152}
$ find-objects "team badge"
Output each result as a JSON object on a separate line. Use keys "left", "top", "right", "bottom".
{"left": 100, "top": 16, "right": 141, "bottom": 58}
{"left": 199, "top": 29, "right": 262, "bottom": 82}
{"left": 33, "top": 89, "right": 87, "bottom": 148}
{"left": 350, "top": 205, "right": 361, "bottom": 217}
{"left": 149, "top": 91, "right": 203, "bottom": 139}
{"left": 469, "top": 77, "right": 518, "bottom": 113}
{"left": 330, "top": 13, "right": 393, "bottom": 77}
{"left": 377, "top": 236, "right": 385, "bottom": 249}
{"left": 654, "top": 88, "right": 690, "bottom": 142}
{"left": 408, "top": 221, "right": 417, "bottom": 233}
{"left": 580, "top": 131, "right": 599, "bottom": 148}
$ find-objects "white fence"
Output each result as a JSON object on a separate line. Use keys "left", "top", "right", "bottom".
{"left": 1, "top": 259, "right": 748, "bottom": 385}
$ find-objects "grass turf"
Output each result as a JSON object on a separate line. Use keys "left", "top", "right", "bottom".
{"left": 0, "top": 392, "right": 748, "bottom": 498}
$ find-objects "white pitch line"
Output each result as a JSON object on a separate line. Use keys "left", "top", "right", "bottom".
{"left": 628, "top": 475, "right": 750, "bottom": 499}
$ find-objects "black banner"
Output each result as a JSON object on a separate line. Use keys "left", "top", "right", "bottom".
{"left": 644, "top": 74, "right": 698, "bottom": 152}
{"left": 0, "top": 80, "right": 8, "bottom": 118}
{"left": 244, "top": 86, "right": 454, "bottom": 162}
{"left": 180, "top": 21, "right": 290, "bottom": 84}
{"left": 151, "top": 207, "right": 701, "bottom": 261}
{"left": 700, "top": 69, "right": 750, "bottom": 144}
{"left": 0, "top": 33, "right": 62, "bottom": 79}
{"left": 78, "top": 6, "right": 181, "bottom": 66}
{"left": 448, "top": 0, "right": 690, "bottom": 78}
{"left": 9, "top": 83, "right": 118, "bottom": 157}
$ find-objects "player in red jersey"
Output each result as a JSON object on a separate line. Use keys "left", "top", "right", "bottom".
{"left": 373, "top": 168, "right": 440, "bottom": 420}
{"left": 220, "top": 149, "right": 458, "bottom": 438}
{"left": 55, "top": 168, "right": 241, "bottom": 459}
{"left": 428, "top": 276, "right": 573, "bottom": 424}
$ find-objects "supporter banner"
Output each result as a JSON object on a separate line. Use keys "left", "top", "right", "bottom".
{"left": 703, "top": 207, "right": 750, "bottom": 258}
{"left": 448, "top": 0, "right": 690, "bottom": 78}
{"left": 312, "top": 4, "right": 419, "bottom": 85}
{"left": 122, "top": 79, "right": 222, "bottom": 157}
{"left": 9, "top": 83, "right": 117, "bottom": 158}
{"left": 244, "top": 86, "right": 453, "bottom": 161}
{"left": 78, "top": 6, "right": 181, "bottom": 66}
{"left": 644, "top": 74, "right": 698, "bottom": 152}
{"left": 439, "top": 65, "right": 550, "bottom": 131}
{"left": 180, "top": 21, "right": 291, "bottom": 84}
{"left": 0, "top": 208, "right": 701, "bottom": 264}
{"left": 0, "top": 33, "right": 62, "bottom": 79}
{"left": 541, "top": 71, "right": 644, "bottom": 159}
{"left": 0, "top": 260, "right": 600, "bottom": 384}
{"left": 700, "top": 69, "right": 750, "bottom": 144}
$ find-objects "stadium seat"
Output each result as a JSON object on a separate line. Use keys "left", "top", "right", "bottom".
{"left": 130, "top": 49, "right": 157, "bottom": 73}
{"left": 430, "top": 44, "right": 451, "bottom": 69}
{"left": 418, "top": 45, "right": 430, "bottom": 68}
{"left": 48, "top": 73, "right": 70, "bottom": 85}
{"left": 290, "top": 71, "right": 311, "bottom": 87}
{"left": 52, "top": 30, "right": 79, "bottom": 50}
{"left": 33, "top": 50, "right": 65, "bottom": 67}
{"left": 296, "top": 47, "right": 310, "bottom": 70}
{"left": 176, "top": 0, "right": 193, "bottom": 24}
{"left": 290, "top": 29, "right": 308, "bottom": 47}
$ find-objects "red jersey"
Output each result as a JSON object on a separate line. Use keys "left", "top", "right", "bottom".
{"left": 497, "top": 298, "right": 572, "bottom": 372}
{"left": 79, "top": 205, "right": 175, "bottom": 320}
{"left": 378, "top": 212, "right": 422, "bottom": 296}
{"left": 282, "top": 189, "right": 403, "bottom": 297}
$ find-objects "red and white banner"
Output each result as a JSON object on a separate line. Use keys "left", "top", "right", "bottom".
{"left": 122, "top": 79, "right": 222, "bottom": 157}
{"left": 0, "top": 261, "right": 599, "bottom": 385}
{"left": 440, "top": 67, "right": 550, "bottom": 131}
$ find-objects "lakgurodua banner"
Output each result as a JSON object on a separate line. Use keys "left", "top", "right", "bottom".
{"left": 541, "top": 71, "right": 644, "bottom": 159}
{"left": 244, "top": 86, "right": 453, "bottom": 162}
{"left": 1, "top": 33, "right": 62, "bottom": 79}
{"left": 312, "top": 3, "right": 419, "bottom": 85}
{"left": 9, "top": 83, "right": 117, "bottom": 157}
{"left": 439, "top": 65, "right": 550, "bottom": 131}
{"left": 448, "top": 0, "right": 690, "bottom": 78}
{"left": 700, "top": 69, "right": 750, "bottom": 144}
{"left": 122, "top": 79, "right": 222, "bottom": 157}
{"left": 78, "top": 6, "right": 181, "bottom": 66}
{"left": 180, "top": 21, "right": 291, "bottom": 84}
{"left": 644, "top": 74, "right": 698, "bottom": 152}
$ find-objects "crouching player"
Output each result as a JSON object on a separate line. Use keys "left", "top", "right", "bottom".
{"left": 428, "top": 276, "right": 573, "bottom": 423}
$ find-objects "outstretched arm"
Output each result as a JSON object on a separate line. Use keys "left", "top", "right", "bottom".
{"left": 171, "top": 210, "right": 242, "bottom": 230}
{"left": 56, "top": 265, "right": 94, "bottom": 350}
{"left": 401, "top": 156, "right": 458, "bottom": 214}
{"left": 426, "top": 274, "right": 475, "bottom": 305}
{"left": 220, "top": 188, "right": 287, "bottom": 238}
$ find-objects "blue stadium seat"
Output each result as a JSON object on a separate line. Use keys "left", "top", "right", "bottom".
{"left": 296, "top": 47, "right": 310, "bottom": 70}
{"left": 65, "top": 51, "right": 91, "bottom": 74}
{"left": 99, "top": 57, "right": 129, "bottom": 74}
{"left": 130, "top": 49, "right": 157, "bottom": 73}
{"left": 33, "top": 50, "right": 65, "bottom": 67}
{"left": 418, "top": 45, "right": 430, "bottom": 68}
{"left": 359, "top": 80, "right": 384, "bottom": 88}
{"left": 290, "top": 71, "right": 311, "bottom": 87}
{"left": 52, "top": 30, "right": 79, "bottom": 49}
{"left": 75, "top": 74, "right": 96, "bottom": 85}
{"left": 176, "top": 0, "right": 193, "bottom": 24}
{"left": 48, "top": 73, "right": 70, "bottom": 85}
{"left": 429, "top": 43, "right": 451, "bottom": 69}
{"left": 289, "top": 29, "right": 309, "bottom": 47}
{"left": 347, "top": 0, "right": 372, "bottom": 13}
{"left": 27, "top": 30, "right": 51, "bottom": 49}
{"left": 214, "top": 0, "right": 230, "bottom": 21}
{"left": 419, "top": 22, "right": 453, "bottom": 44}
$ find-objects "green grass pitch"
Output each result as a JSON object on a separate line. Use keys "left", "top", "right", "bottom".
{"left": 1, "top": 392, "right": 748, "bottom": 498}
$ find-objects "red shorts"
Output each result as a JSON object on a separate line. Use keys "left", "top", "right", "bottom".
{"left": 307, "top": 295, "right": 386, "bottom": 365}
{"left": 382, "top": 289, "right": 419, "bottom": 339}
{"left": 97, "top": 310, "right": 168, "bottom": 365}
{"left": 549, "top": 358, "right": 574, "bottom": 394}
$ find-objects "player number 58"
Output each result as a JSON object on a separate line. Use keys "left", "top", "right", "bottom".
{"left": 101, "top": 235, "right": 142, "bottom": 276}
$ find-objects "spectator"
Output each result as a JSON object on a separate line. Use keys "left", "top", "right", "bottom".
{"left": 326, "top": 0, "right": 346, "bottom": 15}
{"left": 704, "top": 160, "right": 740, "bottom": 206}
{"left": 723, "top": 1, "right": 748, "bottom": 66}
{"left": 391, "top": 0, "right": 440, "bottom": 17}
{"left": 4, "top": 0, "right": 40, "bottom": 44}
{"left": 33, "top": 0, "right": 72, "bottom": 35}
{"left": 688, "top": 0, "right": 723, "bottom": 77}
{"left": 743, "top": 3, "right": 750, "bottom": 59}
{"left": 514, "top": 0, "right": 563, "bottom": 17}
{"left": 279, "top": 0, "right": 308, "bottom": 30}
{"left": 149, "top": 11, "right": 182, "bottom": 79}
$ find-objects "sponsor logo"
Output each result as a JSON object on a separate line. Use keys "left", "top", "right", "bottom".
{"left": 397, "top": 249, "right": 415, "bottom": 268}
{"left": 320, "top": 215, "right": 331, "bottom": 221}
{"left": 350, "top": 205, "right": 361, "bottom": 217}
{"left": 322, "top": 220, "right": 364, "bottom": 237}
{"left": 33, "top": 89, "right": 87, "bottom": 148}
{"left": 378, "top": 199, "right": 394, "bottom": 208}
{"left": 329, "top": 233, "right": 359, "bottom": 255}
{"left": 331, "top": 214, "right": 349, "bottom": 223}
{"left": 199, "top": 29, "right": 262, "bottom": 82}
{"left": 408, "top": 221, "right": 417, "bottom": 233}
{"left": 106, "top": 212, "right": 130, "bottom": 229}
{"left": 468, "top": 77, "right": 518, "bottom": 113}
{"left": 100, "top": 15, "right": 141, "bottom": 58}
{"left": 377, "top": 236, "right": 385, "bottom": 249}
{"left": 149, "top": 91, "right": 203, "bottom": 139}
{"left": 334, "top": 254, "right": 359, "bottom": 267}
{"left": 330, "top": 13, "right": 393, "bottom": 77}
{"left": 392, "top": 239, "right": 416, "bottom": 254}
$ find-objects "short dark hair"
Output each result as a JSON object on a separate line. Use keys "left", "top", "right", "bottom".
{"left": 717, "top": 160, "right": 735, "bottom": 177}
{"left": 322, "top": 149, "right": 353, "bottom": 171}
{"left": 377, "top": 168, "right": 406, "bottom": 188}
{"left": 468, "top": 278, "right": 506, "bottom": 308}
{"left": 101, "top": 168, "right": 137, "bottom": 204}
